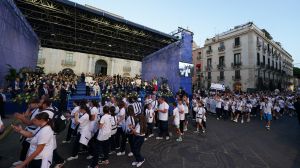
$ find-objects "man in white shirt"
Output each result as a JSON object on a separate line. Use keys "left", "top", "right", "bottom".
{"left": 156, "top": 97, "right": 170, "bottom": 140}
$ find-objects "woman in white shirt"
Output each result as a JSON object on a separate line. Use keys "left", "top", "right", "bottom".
{"left": 116, "top": 101, "right": 127, "bottom": 156}
{"left": 129, "top": 114, "right": 146, "bottom": 167}
{"left": 12, "top": 112, "right": 54, "bottom": 168}
{"left": 125, "top": 106, "right": 136, "bottom": 157}
{"left": 89, "top": 106, "right": 111, "bottom": 167}
{"left": 67, "top": 104, "right": 92, "bottom": 161}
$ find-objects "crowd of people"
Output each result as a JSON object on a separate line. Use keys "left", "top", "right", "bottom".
{"left": 2, "top": 72, "right": 300, "bottom": 168}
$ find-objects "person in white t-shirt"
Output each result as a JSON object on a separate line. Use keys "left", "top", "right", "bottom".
{"left": 89, "top": 101, "right": 99, "bottom": 136}
{"left": 90, "top": 106, "right": 111, "bottom": 167}
{"left": 194, "top": 98, "right": 206, "bottom": 133}
{"left": 156, "top": 97, "right": 170, "bottom": 140}
{"left": 145, "top": 103, "right": 155, "bottom": 140}
{"left": 125, "top": 106, "right": 136, "bottom": 157}
{"left": 263, "top": 98, "right": 273, "bottom": 130}
{"left": 116, "top": 101, "right": 127, "bottom": 156}
{"left": 178, "top": 99, "right": 185, "bottom": 134}
{"left": 109, "top": 106, "right": 118, "bottom": 154}
{"left": 172, "top": 102, "right": 181, "bottom": 142}
{"left": 129, "top": 114, "right": 146, "bottom": 167}
{"left": 63, "top": 100, "right": 80, "bottom": 144}
{"left": 67, "top": 104, "right": 92, "bottom": 161}
{"left": 12, "top": 112, "right": 54, "bottom": 168}
{"left": 215, "top": 96, "right": 223, "bottom": 120}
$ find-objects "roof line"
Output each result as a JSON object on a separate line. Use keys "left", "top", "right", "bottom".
{"left": 54, "top": 0, "right": 177, "bottom": 40}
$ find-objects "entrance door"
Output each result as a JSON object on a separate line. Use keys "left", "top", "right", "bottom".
{"left": 95, "top": 60, "right": 107, "bottom": 75}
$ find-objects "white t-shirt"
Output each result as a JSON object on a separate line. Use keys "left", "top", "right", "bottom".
{"left": 145, "top": 108, "right": 155, "bottom": 123}
{"left": 118, "top": 108, "right": 126, "bottom": 128}
{"left": 173, "top": 107, "right": 180, "bottom": 126}
{"left": 25, "top": 108, "right": 40, "bottom": 142}
{"left": 216, "top": 99, "right": 222, "bottom": 108}
{"left": 158, "top": 102, "right": 169, "bottom": 121}
{"left": 89, "top": 107, "right": 98, "bottom": 133}
{"left": 264, "top": 102, "right": 273, "bottom": 114}
{"left": 110, "top": 115, "right": 118, "bottom": 135}
{"left": 126, "top": 116, "right": 135, "bottom": 133}
{"left": 27, "top": 126, "right": 54, "bottom": 160}
{"left": 135, "top": 123, "right": 145, "bottom": 136}
{"left": 77, "top": 113, "right": 90, "bottom": 134}
{"left": 71, "top": 106, "right": 80, "bottom": 129}
{"left": 97, "top": 114, "right": 112, "bottom": 141}
{"left": 223, "top": 101, "right": 229, "bottom": 111}
{"left": 196, "top": 107, "right": 206, "bottom": 119}
{"left": 178, "top": 104, "right": 185, "bottom": 120}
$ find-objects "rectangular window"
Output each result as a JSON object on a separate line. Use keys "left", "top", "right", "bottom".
{"left": 276, "top": 62, "right": 278, "bottom": 69}
{"left": 263, "top": 56, "right": 266, "bottom": 65}
{"left": 257, "top": 53, "right": 260, "bottom": 65}
{"left": 219, "top": 56, "right": 225, "bottom": 66}
{"left": 207, "top": 58, "right": 212, "bottom": 67}
{"left": 235, "top": 70, "right": 240, "bottom": 78}
{"left": 234, "top": 37, "right": 240, "bottom": 46}
{"left": 268, "top": 58, "right": 270, "bottom": 66}
{"left": 66, "top": 52, "right": 73, "bottom": 62}
{"left": 234, "top": 53, "right": 241, "bottom": 65}
{"left": 208, "top": 72, "right": 211, "bottom": 79}
{"left": 220, "top": 71, "right": 224, "bottom": 80}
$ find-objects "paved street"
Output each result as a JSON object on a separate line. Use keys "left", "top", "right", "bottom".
{"left": 1, "top": 115, "right": 300, "bottom": 168}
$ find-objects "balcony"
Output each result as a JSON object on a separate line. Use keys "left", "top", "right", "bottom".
{"left": 232, "top": 75, "right": 241, "bottom": 81}
{"left": 217, "top": 64, "right": 226, "bottom": 70}
{"left": 231, "top": 62, "right": 242, "bottom": 69}
{"left": 37, "top": 58, "right": 45, "bottom": 65}
{"left": 217, "top": 76, "right": 225, "bottom": 81}
{"left": 218, "top": 46, "right": 225, "bottom": 52}
{"left": 233, "top": 43, "right": 241, "bottom": 48}
{"left": 61, "top": 60, "right": 76, "bottom": 67}
{"left": 206, "top": 49, "right": 213, "bottom": 55}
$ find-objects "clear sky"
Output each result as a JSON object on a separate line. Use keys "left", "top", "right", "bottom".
{"left": 73, "top": 0, "right": 300, "bottom": 67}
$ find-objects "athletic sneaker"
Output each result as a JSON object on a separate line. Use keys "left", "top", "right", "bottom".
{"left": 12, "top": 161, "right": 23, "bottom": 166}
{"left": 67, "top": 155, "right": 78, "bottom": 161}
{"left": 109, "top": 151, "right": 116, "bottom": 155}
{"left": 156, "top": 137, "right": 163, "bottom": 140}
{"left": 128, "top": 152, "right": 133, "bottom": 157}
{"left": 116, "top": 152, "right": 125, "bottom": 156}
{"left": 233, "top": 119, "right": 238, "bottom": 123}
{"left": 132, "top": 162, "right": 139, "bottom": 166}
{"left": 166, "top": 136, "right": 170, "bottom": 140}
{"left": 148, "top": 134, "right": 154, "bottom": 138}
{"left": 194, "top": 130, "right": 199, "bottom": 133}
{"left": 137, "top": 159, "right": 145, "bottom": 167}
{"left": 62, "top": 140, "right": 71, "bottom": 144}
{"left": 86, "top": 155, "right": 93, "bottom": 160}
{"left": 202, "top": 130, "right": 206, "bottom": 133}
{"left": 54, "top": 161, "right": 66, "bottom": 168}
{"left": 217, "top": 118, "right": 220, "bottom": 120}
{"left": 247, "top": 119, "right": 250, "bottom": 122}
{"left": 98, "top": 160, "right": 109, "bottom": 165}
{"left": 241, "top": 120, "right": 244, "bottom": 124}
{"left": 176, "top": 137, "right": 182, "bottom": 142}
{"left": 144, "top": 138, "right": 148, "bottom": 141}
{"left": 115, "top": 147, "right": 120, "bottom": 150}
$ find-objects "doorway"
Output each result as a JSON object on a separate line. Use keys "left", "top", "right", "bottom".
{"left": 95, "top": 60, "right": 107, "bottom": 75}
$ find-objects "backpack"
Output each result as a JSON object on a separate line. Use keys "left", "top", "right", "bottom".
{"left": 48, "top": 107, "right": 67, "bottom": 133}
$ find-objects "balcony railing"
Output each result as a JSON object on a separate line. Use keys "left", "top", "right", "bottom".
{"left": 218, "top": 46, "right": 225, "bottom": 52}
{"left": 233, "top": 43, "right": 241, "bottom": 48}
{"left": 37, "top": 58, "right": 45, "bottom": 65}
{"left": 61, "top": 60, "right": 76, "bottom": 67}
{"left": 231, "top": 62, "right": 242, "bottom": 69}
{"left": 206, "top": 49, "right": 213, "bottom": 55}
{"left": 232, "top": 75, "right": 241, "bottom": 81}
{"left": 217, "top": 64, "right": 225, "bottom": 70}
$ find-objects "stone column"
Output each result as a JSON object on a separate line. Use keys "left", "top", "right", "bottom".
{"left": 110, "top": 58, "right": 114, "bottom": 76}
{"left": 88, "top": 55, "right": 92, "bottom": 73}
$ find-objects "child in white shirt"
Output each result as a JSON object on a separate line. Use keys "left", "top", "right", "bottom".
{"left": 172, "top": 102, "right": 181, "bottom": 142}
{"left": 145, "top": 104, "right": 155, "bottom": 140}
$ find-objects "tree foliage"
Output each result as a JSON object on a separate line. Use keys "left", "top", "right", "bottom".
{"left": 293, "top": 67, "right": 300, "bottom": 78}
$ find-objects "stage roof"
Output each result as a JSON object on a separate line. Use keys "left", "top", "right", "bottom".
{"left": 15, "top": 0, "right": 178, "bottom": 61}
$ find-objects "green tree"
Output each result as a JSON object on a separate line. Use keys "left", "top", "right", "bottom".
{"left": 293, "top": 67, "right": 300, "bottom": 78}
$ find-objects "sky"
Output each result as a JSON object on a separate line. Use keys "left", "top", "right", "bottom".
{"left": 73, "top": 0, "right": 300, "bottom": 67}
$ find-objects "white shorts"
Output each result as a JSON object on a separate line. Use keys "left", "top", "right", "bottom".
{"left": 196, "top": 118, "right": 203, "bottom": 123}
